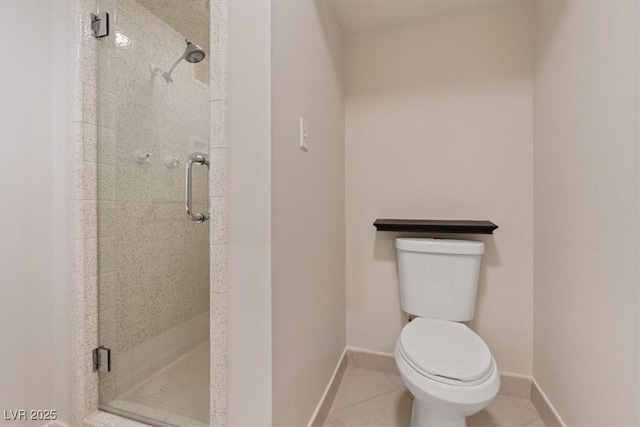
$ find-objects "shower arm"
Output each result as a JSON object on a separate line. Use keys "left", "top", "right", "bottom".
{"left": 161, "top": 53, "right": 187, "bottom": 83}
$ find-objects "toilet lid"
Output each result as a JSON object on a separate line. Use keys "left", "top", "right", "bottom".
{"left": 399, "top": 318, "right": 492, "bottom": 384}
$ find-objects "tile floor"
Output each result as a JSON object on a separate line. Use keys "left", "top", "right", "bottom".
{"left": 106, "top": 341, "right": 209, "bottom": 426}
{"left": 324, "top": 367, "right": 545, "bottom": 427}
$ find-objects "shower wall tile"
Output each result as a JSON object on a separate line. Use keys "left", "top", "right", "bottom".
{"left": 210, "top": 52, "right": 227, "bottom": 101}
{"left": 99, "top": 273, "right": 117, "bottom": 313}
{"left": 116, "top": 201, "right": 153, "bottom": 222}
{"left": 95, "top": 25, "right": 115, "bottom": 60}
{"left": 73, "top": 122, "right": 85, "bottom": 163}
{"left": 210, "top": 1, "right": 228, "bottom": 54}
{"left": 97, "top": 91, "right": 116, "bottom": 129}
{"left": 72, "top": 161, "right": 98, "bottom": 201}
{"left": 73, "top": 79, "right": 85, "bottom": 123}
{"left": 113, "top": 7, "right": 139, "bottom": 38}
{"left": 80, "top": 46, "right": 98, "bottom": 90}
{"left": 100, "top": 383, "right": 116, "bottom": 405}
{"left": 113, "top": 3, "right": 132, "bottom": 24}
{"left": 211, "top": 100, "right": 228, "bottom": 148}
{"left": 85, "top": 125, "right": 116, "bottom": 165}
{"left": 83, "top": 124, "right": 99, "bottom": 162}
{"left": 73, "top": 278, "right": 87, "bottom": 318}
{"left": 72, "top": 239, "right": 86, "bottom": 284}
{"left": 96, "top": 0, "right": 115, "bottom": 17}
{"left": 210, "top": 148, "right": 228, "bottom": 197}
{"left": 70, "top": 161, "right": 84, "bottom": 202}
{"left": 71, "top": 4, "right": 99, "bottom": 421}
{"left": 81, "top": 49, "right": 115, "bottom": 96}
{"left": 99, "top": 309, "right": 116, "bottom": 349}
{"left": 211, "top": 293, "right": 227, "bottom": 342}
{"left": 97, "top": 164, "right": 116, "bottom": 200}
{"left": 211, "top": 385, "right": 228, "bottom": 425}
{"left": 84, "top": 238, "right": 98, "bottom": 278}
{"left": 99, "top": 126, "right": 117, "bottom": 165}
{"left": 210, "top": 245, "right": 228, "bottom": 294}
{"left": 97, "top": 236, "right": 117, "bottom": 274}
{"left": 84, "top": 85, "right": 116, "bottom": 129}
{"left": 79, "top": 201, "right": 99, "bottom": 239}
{"left": 83, "top": 162, "right": 100, "bottom": 201}
{"left": 85, "top": 275, "right": 98, "bottom": 315}
{"left": 84, "top": 364, "right": 99, "bottom": 415}
{"left": 98, "top": 201, "right": 117, "bottom": 237}
{"left": 97, "top": 53, "right": 115, "bottom": 94}
{"left": 83, "top": 85, "right": 98, "bottom": 125}
{"left": 209, "top": 2, "right": 228, "bottom": 425}
{"left": 210, "top": 197, "right": 228, "bottom": 245}
{"left": 85, "top": 312, "right": 99, "bottom": 352}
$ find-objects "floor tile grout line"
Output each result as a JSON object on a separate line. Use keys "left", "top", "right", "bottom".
{"left": 522, "top": 415, "right": 543, "bottom": 427}
{"left": 523, "top": 416, "right": 544, "bottom": 427}
{"left": 328, "top": 386, "right": 405, "bottom": 415}
{"left": 511, "top": 395, "right": 544, "bottom": 427}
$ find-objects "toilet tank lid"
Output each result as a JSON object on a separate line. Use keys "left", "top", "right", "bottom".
{"left": 395, "top": 238, "right": 484, "bottom": 255}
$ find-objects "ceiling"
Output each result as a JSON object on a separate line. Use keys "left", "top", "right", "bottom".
{"left": 329, "top": 0, "right": 512, "bottom": 35}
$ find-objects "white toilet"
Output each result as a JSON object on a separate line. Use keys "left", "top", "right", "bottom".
{"left": 394, "top": 238, "right": 500, "bottom": 427}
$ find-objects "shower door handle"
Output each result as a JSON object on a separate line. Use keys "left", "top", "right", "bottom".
{"left": 185, "top": 153, "right": 210, "bottom": 222}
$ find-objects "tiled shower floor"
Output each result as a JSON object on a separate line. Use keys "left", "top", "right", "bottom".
{"left": 107, "top": 341, "right": 209, "bottom": 426}
{"left": 324, "top": 367, "right": 546, "bottom": 427}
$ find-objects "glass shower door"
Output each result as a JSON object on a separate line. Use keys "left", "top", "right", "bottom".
{"left": 95, "top": 0, "right": 211, "bottom": 425}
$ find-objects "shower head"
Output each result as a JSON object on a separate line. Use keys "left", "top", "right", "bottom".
{"left": 154, "top": 39, "right": 206, "bottom": 83}
{"left": 184, "top": 40, "right": 206, "bottom": 63}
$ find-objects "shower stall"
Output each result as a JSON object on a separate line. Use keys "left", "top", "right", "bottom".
{"left": 77, "top": 0, "right": 224, "bottom": 425}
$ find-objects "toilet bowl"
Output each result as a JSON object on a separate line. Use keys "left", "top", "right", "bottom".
{"left": 394, "top": 318, "right": 500, "bottom": 427}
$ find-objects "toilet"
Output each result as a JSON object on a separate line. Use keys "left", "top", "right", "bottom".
{"left": 394, "top": 238, "right": 500, "bottom": 427}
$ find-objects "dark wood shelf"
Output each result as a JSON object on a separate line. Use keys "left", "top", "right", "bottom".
{"left": 373, "top": 219, "right": 498, "bottom": 234}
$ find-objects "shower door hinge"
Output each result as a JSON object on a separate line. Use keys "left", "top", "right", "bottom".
{"left": 93, "top": 346, "right": 111, "bottom": 372}
{"left": 91, "top": 12, "right": 109, "bottom": 38}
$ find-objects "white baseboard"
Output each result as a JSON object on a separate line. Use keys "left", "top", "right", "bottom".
{"left": 498, "top": 371, "right": 532, "bottom": 399}
{"left": 346, "top": 346, "right": 397, "bottom": 374}
{"left": 531, "top": 378, "right": 567, "bottom": 427}
{"left": 307, "top": 349, "right": 348, "bottom": 427}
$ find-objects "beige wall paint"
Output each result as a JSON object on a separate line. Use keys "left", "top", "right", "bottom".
{"left": 228, "top": 0, "right": 273, "bottom": 424}
{"left": 0, "top": 0, "right": 73, "bottom": 423}
{"left": 345, "top": 2, "right": 534, "bottom": 375}
{"left": 533, "top": 1, "right": 639, "bottom": 425}
{"left": 271, "top": 0, "right": 346, "bottom": 425}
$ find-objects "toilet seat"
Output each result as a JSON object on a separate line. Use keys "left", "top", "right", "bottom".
{"left": 398, "top": 318, "right": 493, "bottom": 386}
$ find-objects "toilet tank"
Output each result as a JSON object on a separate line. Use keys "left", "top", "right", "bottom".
{"left": 395, "top": 238, "right": 484, "bottom": 321}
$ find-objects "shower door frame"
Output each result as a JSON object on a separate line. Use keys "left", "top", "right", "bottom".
{"left": 68, "top": 0, "right": 229, "bottom": 425}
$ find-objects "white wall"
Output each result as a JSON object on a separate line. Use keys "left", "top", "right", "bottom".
{"left": 533, "top": 1, "right": 640, "bottom": 425}
{"left": 0, "top": 0, "right": 73, "bottom": 424}
{"left": 345, "top": 2, "right": 534, "bottom": 376}
{"left": 270, "top": 0, "right": 346, "bottom": 425}
{"left": 227, "top": 1, "right": 273, "bottom": 425}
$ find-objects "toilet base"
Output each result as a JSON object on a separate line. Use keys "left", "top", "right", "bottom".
{"left": 410, "top": 400, "right": 466, "bottom": 427}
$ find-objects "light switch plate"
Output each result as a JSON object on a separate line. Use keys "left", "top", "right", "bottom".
{"left": 300, "top": 117, "right": 309, "bottom": 151}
